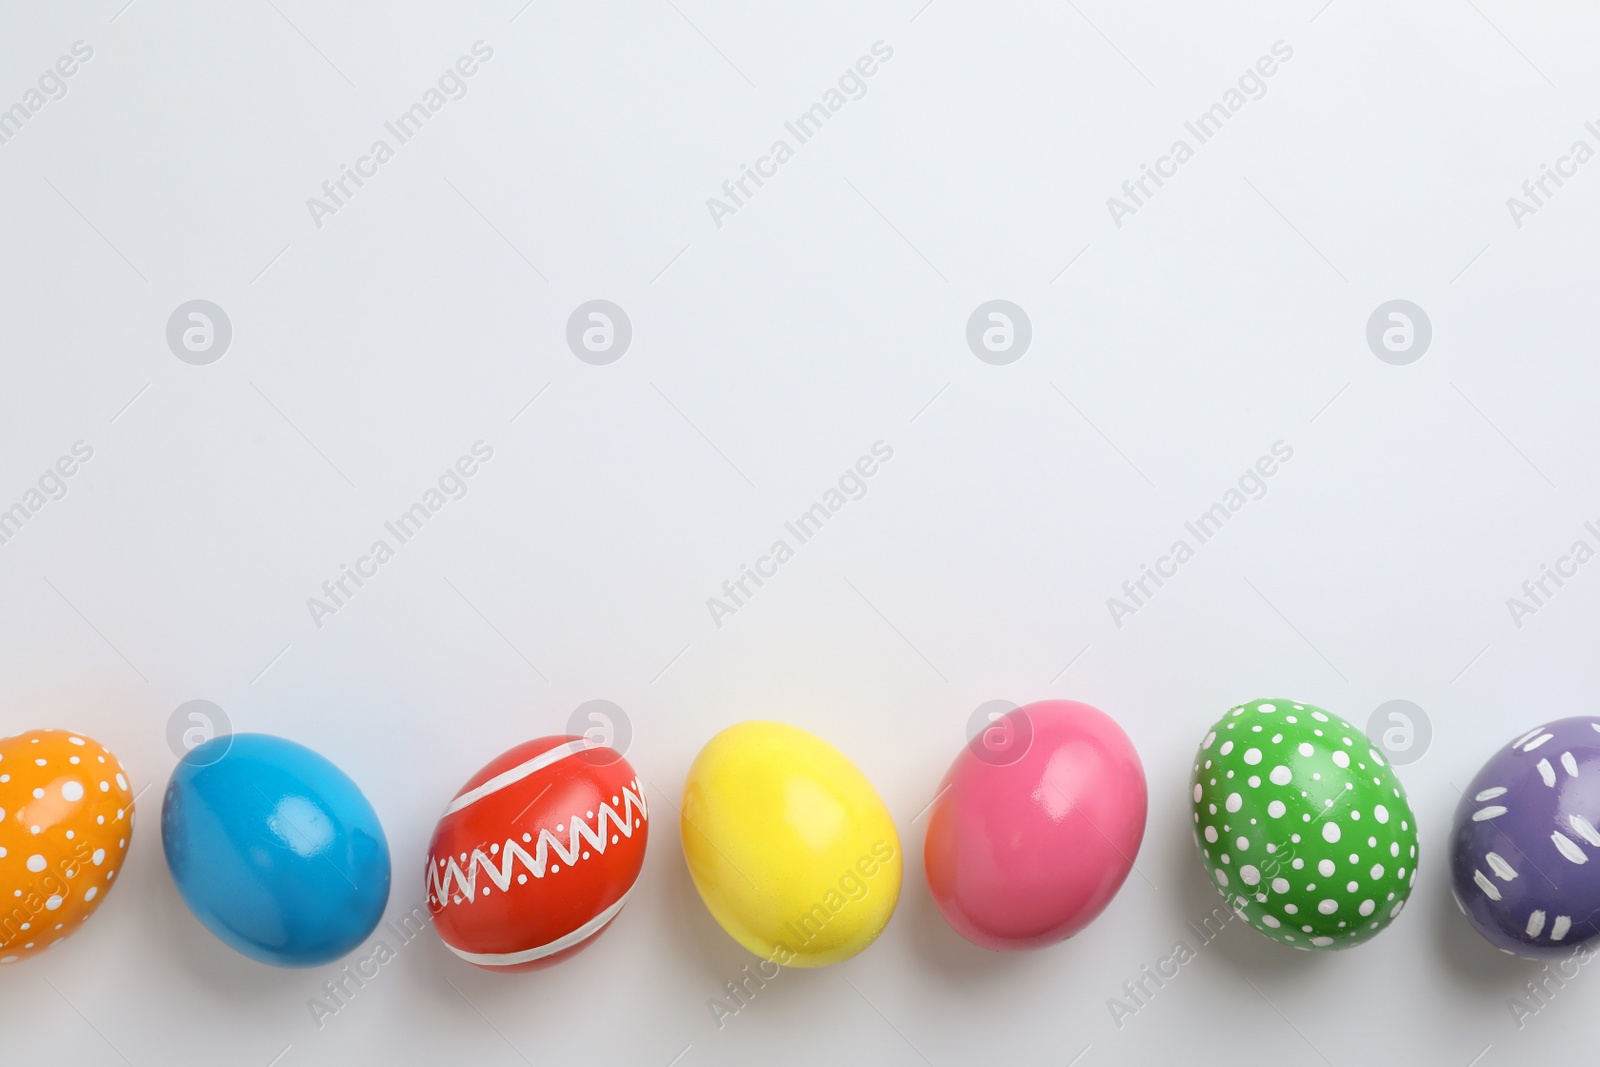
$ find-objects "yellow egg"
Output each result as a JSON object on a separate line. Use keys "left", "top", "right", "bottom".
{"left": 681, "top": 721, "right": 902, "bottom": 967}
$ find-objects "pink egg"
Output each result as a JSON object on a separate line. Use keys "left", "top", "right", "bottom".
{"left": 924, "top": 700, "right": 1147, "bottom": 951}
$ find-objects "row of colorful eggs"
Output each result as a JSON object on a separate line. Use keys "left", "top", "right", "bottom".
{"left": 0, "top": 699, "right": 1590, "bottom": 969}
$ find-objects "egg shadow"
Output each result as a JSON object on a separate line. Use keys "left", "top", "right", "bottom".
{"left": 149, "top": 865, "right": 341, "bottom": 1003}
{"left": 648, "top": 818, "right": 899, "bottom": 1021}
{"left": 1428, "top": 870, "right": 1543, "bottom": 992}
{"left": 896, "top": 804, "right": 1096, "bottom": 991}
{"left": 411, "top": 783, "right": 749, "bottom": 1017}
{"left": 654, "top": 768, "right": 1042, "bottom": 988}
{"left": 1169, "top": 805, "right": 1322, "bottom": 981}
{"left": 901, "top": 845, "right": 1050, "bottom": 984}
{"left": 657, "top": 823, "right": 775, "bottom": 986}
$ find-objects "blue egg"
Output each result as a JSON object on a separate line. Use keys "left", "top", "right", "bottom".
{"left": 161, "top": 733, "right": 390, "bottom": 967}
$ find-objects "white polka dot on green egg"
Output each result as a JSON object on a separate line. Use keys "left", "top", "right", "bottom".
{"left": 1189, "top": 699, "right": 1419, "bottom": 950}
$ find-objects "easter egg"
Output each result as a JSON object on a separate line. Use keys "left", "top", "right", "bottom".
{"left": 1450, "top": 717, "right": 1600, "bottom": 957}
{"left": 161, "top": 734, "right": 390, "bottom": 967}
{"left": 682, "top": 721, "right": 901, "bottom": 968}
{"left": 0, "top": 729, "right": 135, "bottom": 966}
{"left": 425, "top": 735, "right": 649, "bottom": 971}
{"left": 1190, "top": 699, "right": 1418, "bottom": 950}
{"left": 924, "top": 700, "right": 1146, "bottom": 951}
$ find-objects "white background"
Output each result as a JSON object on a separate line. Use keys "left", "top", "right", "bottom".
{"left": 1, "top": 1, "right": 1598, "bottom": 1064}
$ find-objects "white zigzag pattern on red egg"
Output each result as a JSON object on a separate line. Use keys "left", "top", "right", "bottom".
{"left": 428, "top": 782, "right": 647, "bottom": 908}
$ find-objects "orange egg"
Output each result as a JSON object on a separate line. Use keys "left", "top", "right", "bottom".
{"left": 0, "top": 729, "right": 135, "bottom": 965}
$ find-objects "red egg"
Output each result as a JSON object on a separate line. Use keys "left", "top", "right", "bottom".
{"left": 426, "top": 736, "right": 649, "bottom": 971}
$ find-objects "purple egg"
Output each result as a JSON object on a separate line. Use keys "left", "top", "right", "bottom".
{"left": 1450, "top": 717, "right": 1600, "bottom": 957}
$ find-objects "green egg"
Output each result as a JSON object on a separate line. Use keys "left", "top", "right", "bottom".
{"left": 1190, "top": 698, "right": 1419, "bottom": 950}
